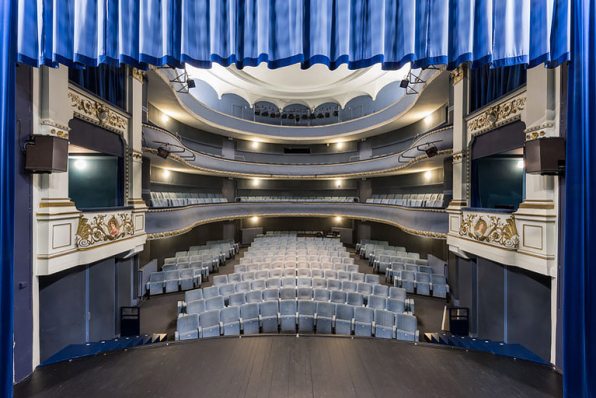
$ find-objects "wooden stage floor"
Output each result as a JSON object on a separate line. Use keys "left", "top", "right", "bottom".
{"left": 15, "top": 335, "right": 562, "bottom": 398}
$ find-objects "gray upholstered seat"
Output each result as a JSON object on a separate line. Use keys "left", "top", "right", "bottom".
{"left": 176, "top": 314, "right": 199, "bottom": 340}
{"left": 354, "top": 307, "right": 374, "bottom": 337}
{"left": 298, "top": 300, "right": 316, "bottom": 332}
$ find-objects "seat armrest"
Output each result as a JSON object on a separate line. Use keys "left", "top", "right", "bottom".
{"left": 198, "top": 326, "right": 203, "bottom": 338}
{"left": 175, "top": 331, "right": 179, "bottom": 340}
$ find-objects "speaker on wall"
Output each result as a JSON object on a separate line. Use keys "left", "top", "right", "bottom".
{"left": 25, "top": 135, "right": 68, "bottom": 173}
{"left": 524, "top": 137, "right": 565, "bottom": 175}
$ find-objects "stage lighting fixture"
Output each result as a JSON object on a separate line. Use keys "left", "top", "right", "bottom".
{"left": 157, "top": 146, "right": 171, "bottom": 159}
{"left": 425, "top": 145, "right": 438, "bottom": 158}
{"left": 309, "top": 113, "right": 316, "bottom": 120}
{"left": 187, "top": 79, "right": 196, "bottom": 89}
{"left": 281, "top": 113, "right": 287, "bottom": 119}
{"left": 325, "top": 112, "right": 330, "bottom": 118}
{"left": 317, "top": 113, "right": 324, "bottom": 119}
{"left": 333, "top": 110, "right": 339, "bottom": 117}
{"left": 254, "top": 109, "right": 261, "bottom": 116}
{"left": 289, "top": 114, "right": 295, "bottom": 120}
{"left": 400, "top": 79, "right": 409, "bottom": 88}
{"left": 262, "top": 111, "right": 269, "bottom": 117}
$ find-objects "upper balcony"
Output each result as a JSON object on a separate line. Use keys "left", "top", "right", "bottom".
{"left": 142, "top": 123, "right": 453, "bottom": 179}
{"left": 147, "top": 65, "right": 448, "bottom": 144}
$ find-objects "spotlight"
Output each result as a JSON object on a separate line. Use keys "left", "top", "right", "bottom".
{"left": 424, "top": 170, "right": 432, "bottom": 180}
{"left": 161, "top": 114, "right": 169, "bottom": 123}
{"left": 400, "top": 79, "right": 409, "bottom": 89}
{"left": 425, "top": 146, "right": 438, "bottom": 158}
{"left": 163, "top": 169, "right": 171, "bottom": 178}
{"left": 157, "top": 146, "right": 171, "bottom": 159}
{"left": 333, "top": 110, "right": 339, "bottom": 117}
{"left": 187, "top": 79, "right": 196, "bottom": 89}
{"left": 74, "top": 159, "right": 87, "bottom": 170}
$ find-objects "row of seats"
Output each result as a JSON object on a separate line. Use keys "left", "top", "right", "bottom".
{"left": 215, "top": 272, "right": 380, "bottom": 286}
{"left": 366, "top": 193, "right": 445, "bottom": 208}
{"left": 178, "top": 284, "right": 414, "bottom": 315}
{"left": 237, "top": 196, "right": 358, "bottom": 203}
{"left": 150, "top": 191, "right": 228, "bottom": 207}
{"left": 265, "top": 231, "right": 323, "bottom": 235}
{"left": 234, "top": 263, "right": 359, "bottom": 274}
{"left": 176, "top": 301, "right": 418, "bottom": 341}
{"left": 149, "top": 240, "right": 238, "bottom": 295}
{"left": 394, "top": 271, "right": 449, "bottom": 298}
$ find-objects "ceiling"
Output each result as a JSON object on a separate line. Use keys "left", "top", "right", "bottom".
{"left": 186, "top": 62, "right": 411, "bottom": 110}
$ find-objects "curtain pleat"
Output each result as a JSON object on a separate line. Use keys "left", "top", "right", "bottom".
{"left": 1, "top": 1, "right": 16, "bottom": 398}
{"left": 564, "top": 1, "right": 596, "bottom": 397}
{"left": 17, "top": 0, "right": 570, "bottom": 71}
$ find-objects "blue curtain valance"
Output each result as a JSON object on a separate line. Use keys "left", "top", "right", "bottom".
{"left": 17, "top": 0, "right": 570, "bottom": 71}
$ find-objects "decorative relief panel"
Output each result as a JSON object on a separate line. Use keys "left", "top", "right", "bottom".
{"left": 68, "top": 87, "right": 129, "bottom": 135}
{"left": 468, "top": 95, "right": 526, "bottom": 136}
{"left": 75, "top": 212, "right": 134, "bottom": 248}
{"left": 459, "top": 212, "right": 519, "bottom": 249}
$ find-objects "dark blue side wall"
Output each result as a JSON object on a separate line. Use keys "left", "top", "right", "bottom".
{"left": 450, "top": 254, "right": 552, "bottom": 361}
{"left": 13, "top": 64, "right": 34, "bottom": 382}
{"left": 38, "top": 256, "right": 129, "bottom": 362}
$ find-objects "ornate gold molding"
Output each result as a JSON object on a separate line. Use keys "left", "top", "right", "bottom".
{"left": 130, "top": 148, "right": 144, "bottom": 160}
{"left": 131, "top": 68, "right": 146, "bottom": 83}
{"left": 452, "top": 151, "right": 465, "bottom": 162}
{"left": 40, "top": 120, "right": 71, "bottom": 139}
{"left": 75, "top": 212, "right": 134, "bottom": 248}
{"left": 68, "top": 89, "right": 128, "bottom": 135}
{"left": 468, "top": 96, "right": 526, "bottom": 136}
{"left": 459, "top": 213, "right": 519, "bottom": 248}
{"left": 450, "top": 64, "right": 466, "bottom": 85}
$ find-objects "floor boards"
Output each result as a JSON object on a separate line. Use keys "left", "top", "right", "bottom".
{"left": 14, "top": 335, "right": 562, "bottom": 398}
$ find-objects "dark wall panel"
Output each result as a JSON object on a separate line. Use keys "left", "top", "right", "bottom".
{"left": 477, "top": 258, "right": 505, "bottom": 341}
{"left": 507, "top": 267, "right": 552, "bottom": 361}
{"left": 14, "top": 62, "right": 34, "bottom": 381}
{"left": 456, "top": 257, "right": 477, "bottom": 335}
{"left": 241, "top": 217, "right": 352, "bottom": 236}
{"left": 39, "top": 267, "right": 87, "bottom": 362}
{"left": 88, "top": 258, "right": 117, "bottom": 341}
{"left": 365, "top": 222, "right": 447, "bottom": 260}
{"left": 116, "top": 258, "right": 135, "bottom": 332}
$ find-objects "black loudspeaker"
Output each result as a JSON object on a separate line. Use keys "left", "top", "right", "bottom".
{"left": 524, "top": 137, "right": 566, "bottom": 175}
{"left": 25, "top": 135, "right": 68, "bottom": 173}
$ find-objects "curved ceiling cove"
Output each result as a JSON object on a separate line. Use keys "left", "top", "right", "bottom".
{"left": 148, "top": 66, "right": 448, "bottom": 144}
{"left": 186, "top": 62, "right": 411, "bottom": 110}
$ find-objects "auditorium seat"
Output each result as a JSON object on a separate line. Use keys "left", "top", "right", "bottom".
{"left": 354, "top": 307, "right": 374, "bottom": 337}
{"left": 221, "top": 306, "right": 241, "bottom": 336}
{"left": 351, "top": 273, "right": 365, "bottom": 283}
{"left": 395, "top": 313, "right": 419, "bottom": 341}
{"left": 206, "top": 296, "right": 225, "bottom": 312}
{"left": 327, "top": 279, "right": 341, "bottom": 290}
{"left": 386, "top": 298, "right": 406, "bottom": 314}
{"left": 246, "top": 290, "right": 263, "bottom": 303}
{"left": 342, "top": 281, "right": 357, "bottom": 294}
{"left": 297, "top": 277, "right": 311, "bottom": 287}
{"left": 365, "top": 274, "right": 380, "bottom": 285}
{"left": 162, "top": 264, "right": 177, "bottom": 272}
{"left": 260, "top": 301, "right": 279, "bottom": 333}
{"left": 185, "top": 299, "right": 207, "bottom": 316}
{"left": 240, "top": 303, "right": 260, "bottom": 335}
{"left": 374, "top": 310, "right": 395, "bottom": 339}
{"left": 372, "top": 284, "right": 388, "bottom": 297}
{"left": 431, "top": 275, "right": 449, "bottom": 298}
{"left": 312, "top": 278, "right": 327, "bottom": 289}
{"left": 297, "top": 287, "right": 313, "bottom": 300}
{"left": 347, "top": 292, "right": 364, "bottom": 307}
{"left": 218, "top": 283, "right": 236, "bottom": 301}
{"left": 263, "top": 288, "right": 279, "bottom": 301}
{"left": 212, "top": 275, "right": 228, "bottom": 286}
{"left": 298, "top": 300, "right": 316, "bottom": 332}
{"left": 176, "top": 314, "right": 199, "bottom": 340}
{"left": 368, "top": 295, "right": 387, "bottom": 311}
{"left": 251, "top": 280, "right": 266, "bottom": 290}
{"left": 335, "top": 304, "right": 354, "bottom": 335}
{"left": 315, "top": 302, "right": 335, "bottom": 334}
{"left": 266, "top": 278, "right": 281, "bottom": 289}
{"left": 199, "top": 310, "right": 221, "bottom": 338}
{"left": 314, "top": 288, "right": 330, "bottom": 302}
{"left": 398, "top": 271, "right": 416, "bottom": 293}
{"left": 331, "top": 290, "right": 347, "bottom": 304}
{"left": 147, "top": 272, "right": 165, "bottom": 296}
{"left": 229, "top": 292, "right": 246, "bottom": 307}
{"left": 415, "top": 272, "right": 431, "bottom": 296}
{"left": 280, "top": 300, "right": 297, "bottom": 332}
{"left": 280, "top": 287, "right": 297, "bottom": 300}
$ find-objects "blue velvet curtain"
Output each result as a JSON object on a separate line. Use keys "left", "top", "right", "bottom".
{"left": 469, "top": 64, "right": 527, "bottom": 112}
{"left": 1, "top": 1, "right": 16, "bottom": 397}
{"left": 68, "top": 64, "right": 127, "bottom": 109}
{"left": 17, "top": 0, "right": 569, "bottom": 71}
{"left": 564, "top": 1, "right": 596, "bottom": 397}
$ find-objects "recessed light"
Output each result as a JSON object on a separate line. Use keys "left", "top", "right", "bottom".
{"left": 335, "top": 217, "right": 342, "bottom": 222}
{"left": 161, "top": 114, "right": 169, "bottom": 123}
{"left": 336, "top": 142, "right": 344, "bottom": 149}
{"left": 517, "top": 160, "right": 524, "bottom": 169}
{"left": 163, "top": 169, "right": 171, "bottom": 178}
{"left": 424, "top": 115, "right": 432, "bottom": 125}
{"left": 252, "top": 141, "right": 259, "bottom": 149}
{"left": 252, "top": 216, "right": 259, "bottom": 222}
{"left": 335, "top": 179, "right": 342, "bottom": 188}
{"left": 252, "top": 179, "right": 260, "bottom": 186}
{"left": 424, "top": 171, "right": 431, "bottom": 180}
{"left": 74, "top": 159, "right": 87, "bottom": 170}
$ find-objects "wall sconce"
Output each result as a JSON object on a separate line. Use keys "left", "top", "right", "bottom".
{"left": 163, "top": 169, "right": 171, "bottom": 178}
{"left": 335, "top": 217, "right": 342, "bottom": 222}
{"left": 161, "top": 114, "right": 170, "bottom": 123}
{"left": 336, "top": 142, "right": 344, "bottom": 149}
{"left": 251, "top": 216, "right": 259, "bottom": 223}
{"left": 252, "top": 179, "right": 260, "bottom": 186}
{"left": 424, "top": 170, "right": 431, "bottom": 181}
{"left": 251, "top": 141, "right": 259, "bottom": 149}
{"left": 74, "top": 159, "right": 87, "bottom": 171}
{"left": 335, "top": 179, "right": 342, "bottom": 188}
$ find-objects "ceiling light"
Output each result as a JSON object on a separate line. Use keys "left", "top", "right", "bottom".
{"left": 517, "top": 160, "right": 524, "bottom": 169}
{"left": 335, "top": 217, "right": 342, "bottom": 222}
{"left": 252, "top": 216, "right": 259, "bottom": 222}
{"left": 424, "top": 170, "right": 432, "bottom": 180}
{"left": 161, "top": 114, "right": 169, "bottom": 123}
{"left": 163, "top": 169, "right": 171, "bottom": 178}
{"left": 252, "top": 179, "right": 260, "bottom": 186}
{"left": 424, "top": 115, "right": 432, "bottom": 125}
{"left": 251, "top": 141, "right": 259, "bottom": 149}
{"left": 336, "top": 142, "right": 344, "bottom": 149}
{"left": 74, "top": 159, "right": 87, "bottom": 171}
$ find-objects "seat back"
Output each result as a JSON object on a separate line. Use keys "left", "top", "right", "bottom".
{"left": 213, "top": 275, "right": 228, "bottom": 286}
{"left": 251, "top": 280, "right": 266, "bottom": 290}
{"left": 387, "top": 298, "right": 406, "bottom": 314}
{"left": 347, "top": 292, "right": 364, "bottom": 307}
{"left": 205, "top": 296, "right": 225, "bottom": 311}
{"left": 263, "top": 288, "right": 280, "bottom": 301}
{"left": 389, "top": 286, "right": 407, "bottom": 301}
{"left": 203, "top": 286, "right": 220, "bottom": 299}
{"left": 372, "top": 285, "right": 388, "bottom": 297}
{"left": 186, "top": 299, "right": 206, "bottom": 315}
{"left": 313, "top": 288, "right": 330, "bottom": 302}
{"left": 246, "top": 290, "right": 263, "bottom": 303}
{"left": 374, "top": 309, "right": 395, "bottom": 327}
{"left": 354, "top": 307, "right": 374, "bottom": 324}
{"left": 316, "top": 302, "right": 335, "bottom": 318}
{"left": 240, "top": 303, "right": 259, "bottom": 320}
{"left": 297, "top": 287, "right": 313, "bottom": 300}
{"left": 330, "top": 290, "right": 347, "bottom": 304}
{"left": 221, "top": 306, "right": 240, "bottom": 324}
{"left": 177, "top": 314, "right": 199, "bottom": 333}
{"left": 327, "top": 279, "right": 341, "bottom": 290}
{"left": 149, "top": 272, "right": 165, "bottom": 282}
{"left": 297, "top": 277, "right": 311, "bottom": 287}
{"left": 368, "top": 295, "right": 387, "bottom": 310}
{"left": 280, "top": 299, "right": 297, "bottom": 315}
{"left": 335, "top": 304, "right": 354, "bottom": 321}
{"left": 280, "top": 287, "right": 297, "bottom": 300}
{"left": 357, "top": 282, "right": 372, "bottom": 296}
{"left": 185, "top": 289, "right": 203, "bottom": 302}
{"left": 229, "top": 292, "right": 246, "bottom": 307}
{"left": 395, "top": 313, "right": 418, "bottom": 332}
{"left": 298, "top": 300, "right": 316, "bottom": 316}
{"left": 266, "top": 278, "right": 281, "bottom": 288}
{"left": 199, "top": 309, "right": 220, "bottom": 329}
{"left": 365, "top": 274, "right": 380, "bottom": 284}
